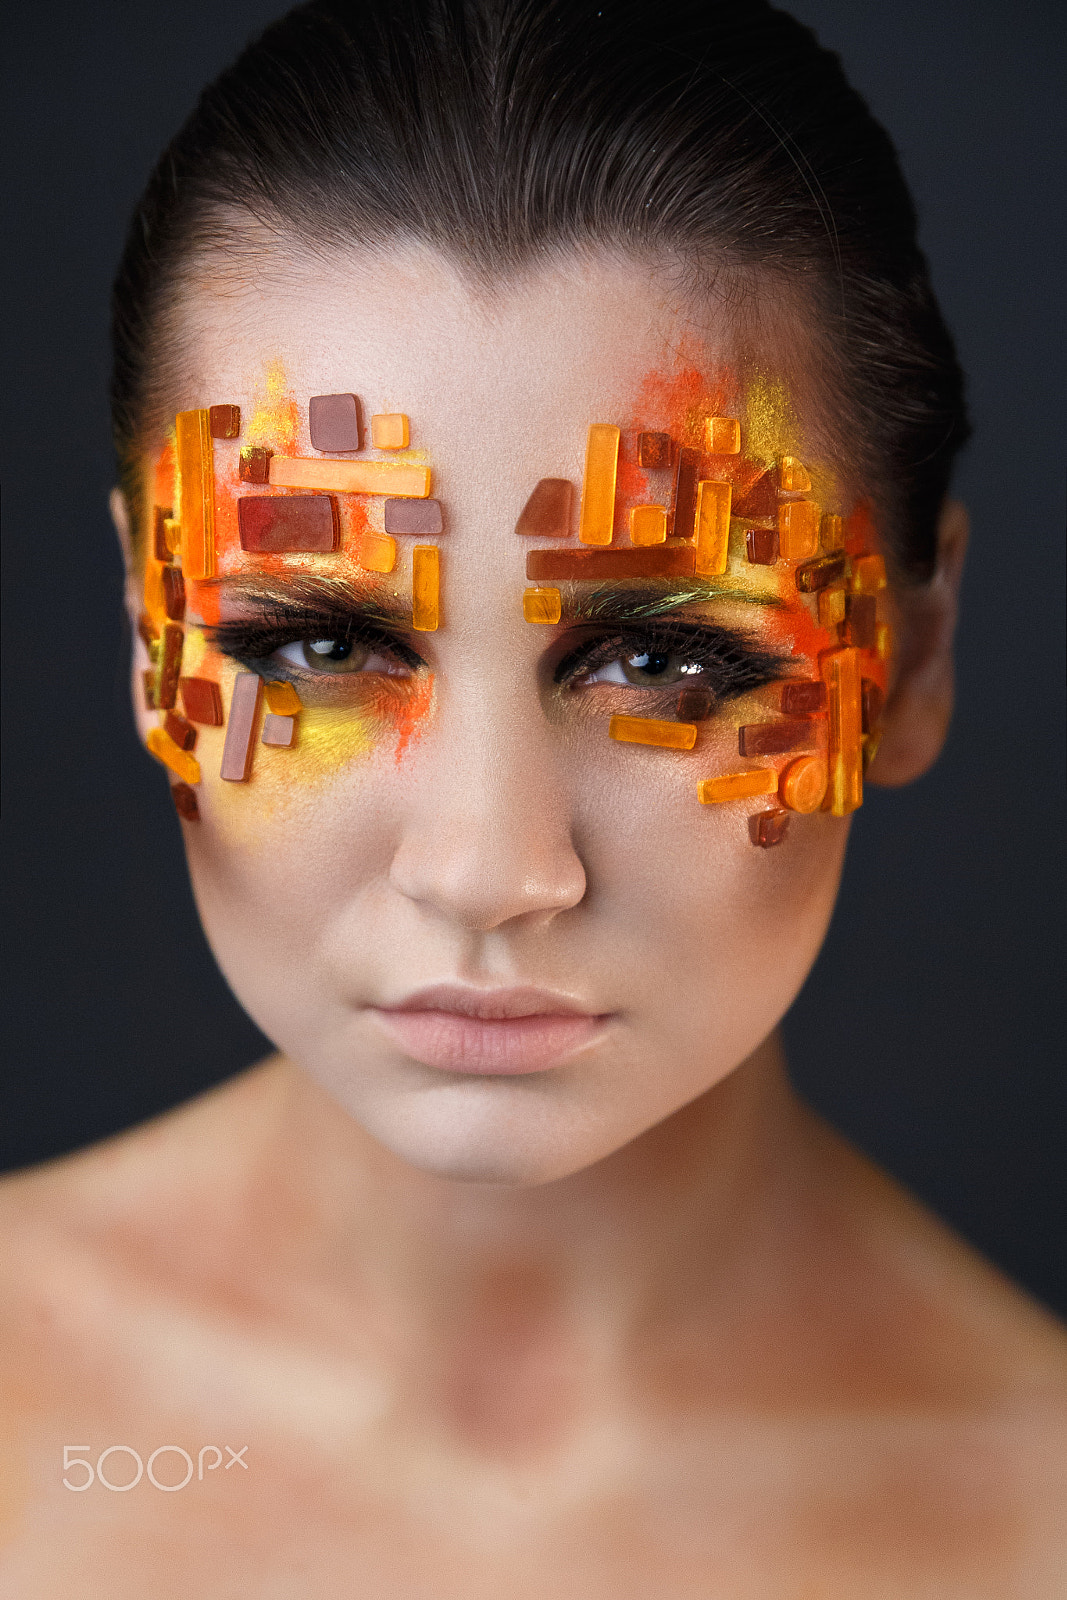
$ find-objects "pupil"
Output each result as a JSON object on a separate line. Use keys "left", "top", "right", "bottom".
{"left": 308, "top": 638, "right": 351, "bottom": 661}
{"left": 633, "top": 651, "right": 671, "bottom": 678}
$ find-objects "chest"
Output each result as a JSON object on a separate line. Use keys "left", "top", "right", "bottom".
{"left": 1, "top": 1372, "right": 1038, "bottom": 1600}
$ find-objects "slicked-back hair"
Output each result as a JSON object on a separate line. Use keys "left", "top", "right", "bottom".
{"left": 111, "top": 0, "right": 969, "bottom": 579}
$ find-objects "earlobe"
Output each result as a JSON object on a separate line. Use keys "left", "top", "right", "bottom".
{"left": 110, "top": 486, "right": 146, "bottom": 628}
{"left": 865, "top": 498, "right": 969, "bottom": 788}
{"left": 112, "top": 484, "right": 155, "bottom": 741}
{"left": 110, "top": 485, "right": 133, "bottom": 569}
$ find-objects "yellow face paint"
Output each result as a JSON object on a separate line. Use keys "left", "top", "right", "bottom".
{"left": 141, "top": 354, "right": 887, "bottom": 854}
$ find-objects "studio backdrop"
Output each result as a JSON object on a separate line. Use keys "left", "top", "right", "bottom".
{"left": 2, "top": 0, "right": 1064, "bottom": 1313}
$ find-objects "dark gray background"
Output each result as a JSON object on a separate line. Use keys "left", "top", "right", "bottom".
{"left": 2, "top": 2, "right": 1064, "bottom": 1311}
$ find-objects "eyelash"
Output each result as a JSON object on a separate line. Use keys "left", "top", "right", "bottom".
{"left": 207, "top": 609, "right": 425, "bottom": 674}
{"left": 207, "top": 609, "right": 789, "bottom": 709}
{"left": 554, "top": 621, "right": 790, "bottom": 704}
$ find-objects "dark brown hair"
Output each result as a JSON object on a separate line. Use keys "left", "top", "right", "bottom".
{"left": 111, "top": 0, "right": 969, "bottom": 578}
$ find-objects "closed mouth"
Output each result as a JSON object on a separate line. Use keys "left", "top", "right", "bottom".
{"left": 370, "top": 984, "right": 608, "bottom": 1073}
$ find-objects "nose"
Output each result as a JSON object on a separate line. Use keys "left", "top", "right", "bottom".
{"left": 388, "top": 686, "right": 587, "bottom": 932}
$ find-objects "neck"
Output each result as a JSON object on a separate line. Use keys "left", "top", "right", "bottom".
{"left": 254, "top": 1033, "right": 809, "bottom": 1451}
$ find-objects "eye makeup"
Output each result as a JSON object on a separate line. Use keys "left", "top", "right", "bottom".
{"left": 206, "top": 582, "right": 426, "bottom": 682}
{"left": 142, "top": 363, "right": 888, "bottom": 845}
{"left": 519, "top": 392, "right": 890, "bottom": 842}
{"left": 143, "top": 384, "right": 445, "bottom": 803}
{"left": 553, "top": 617, "right": 790, "bottom": 706}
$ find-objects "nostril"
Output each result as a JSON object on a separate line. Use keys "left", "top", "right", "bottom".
{"left": 389, "top": 814, "right": 586, "bottom": 931}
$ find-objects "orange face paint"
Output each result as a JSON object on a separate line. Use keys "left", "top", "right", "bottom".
{"left": 516, "top": 350, "right": 890, "bottom": 842}
{"left": 141, "top": 362, "right": 440, "bottom": 810}
{"left": 142, "top": 353, "right": 887, "bottom": 851}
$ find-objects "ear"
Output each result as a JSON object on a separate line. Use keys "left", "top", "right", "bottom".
{"left": 111, "top": 486, "right": 156, "bottom": 741}
{"left": 110, "top": 485, "right": 133, "bottom": 568}
{"left": 110, "top": 485, "right": 145, "bottom": 625}
{"left": 865, "top": 497, "right": 969, "bottom": 787}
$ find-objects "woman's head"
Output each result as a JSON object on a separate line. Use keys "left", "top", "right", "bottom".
{"left": 111, "top": 0, "right": 969, "bottom": 1185}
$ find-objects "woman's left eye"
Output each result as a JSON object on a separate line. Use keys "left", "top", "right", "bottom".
{"left": 272, "top": 639, "right": 411, "bottom": 676}
{"left": 581, "top": 650, "right": 704, "bottom": 688}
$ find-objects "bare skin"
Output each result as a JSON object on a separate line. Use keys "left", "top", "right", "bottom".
{"left": 2, "top": 1049, "right": 1065, "bottom": 1598}
{"left": 1, "top": 250, "right": 1064, "bottom": 1596}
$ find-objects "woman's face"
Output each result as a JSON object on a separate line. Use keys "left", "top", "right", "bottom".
{"left": 131, "top": 247, "right": 884, "bottom": 1184}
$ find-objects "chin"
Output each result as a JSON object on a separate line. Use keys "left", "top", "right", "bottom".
{"left": 336, "top": 1073, "right": 629, "bottom": 1187}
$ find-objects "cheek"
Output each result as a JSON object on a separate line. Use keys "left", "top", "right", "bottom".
{"left": 569, "top": 721, "right": 848, "bottom": 1077}
{"left": 180, "top": 628, "right": 435, "bottom": 844}
{"left": 182, "top": 754, "right": 398, "bottom": 1036}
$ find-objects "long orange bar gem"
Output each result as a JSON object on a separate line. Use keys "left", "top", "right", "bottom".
{"left": 142, "top": 559, "right": 167, "bottom": 634}
{"left": 268, "top": 457, "right": 431, "bottom": 498}
{"left": 175, "top": 408, "right": 215, "bottom": 579}
{"left": 610, "top": 715, "right": 697, "bottom": 750}
{"left": 821, "top": 646, "right": 863, "bottom": 815}
{"left": 694, "top": 481, "right": 731, "bottom": 576}
{"left": 412, "top": 546, "right": 440, "bottom": 631}
{"left": 698, "top": 769, "right": 778, "bottom": 804}
{"left": 146, "top": 726, "right": 201, "bottom": 787}
{"left": 578, "top": 424, "right": 620, "bottom": 545}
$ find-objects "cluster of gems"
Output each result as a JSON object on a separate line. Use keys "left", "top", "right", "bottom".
{"left": 142, "top": 397, "right": 887, "bottom": 843}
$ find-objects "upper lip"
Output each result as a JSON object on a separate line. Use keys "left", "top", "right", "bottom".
{"left": 374, "top": 984, "right": 598, "bottom": 1020}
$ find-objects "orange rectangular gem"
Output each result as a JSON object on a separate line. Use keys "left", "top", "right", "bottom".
{"left": 263, "top": 681, "right": 302, "bottom": 715}
{"left": 142, "top": 559, "right": 168, "bottom": 634}
{"left": 175, "top": 408, "right": 215, "bottom": 579}
{"left": 146, "top": 725, "right": 201, "bottom": 787}
{"left": 370, "top": 413, "right": 410, "bottom": 450}
{"left": 705, "top": 417, "right": 741, "bottom": 454}
{"left": 698, "top": 769, "right": 778, "bottom": 804}
{"left": 269, "top": 457, "right": 431, "bottom": 497}
{"left": 609, "top": 715, "right": 697, "bottom": 750}
{"left": 851, "top": 553, "right": 887, "bottom": 592}
{"left": 694, "top": 481, "right": 731, "bottom": 576}
{"left": 778, "top": 498, "right": 820, "bottom": 559}
{"left": 358, "top": 532, "right": 397, "bottom": 573}
{"left": 523, "top": 586, "right": 562, "bottom": 624}
{"left": 412, "top": 545, "right": 439, "bottom": 631}
{"left": 629, "top": 504, "right": 667, "bottom": 546}
{"left": 778, "top": 456, "right": 811, "bottom": 493}
{"left": 821, "top": 646, "right": 863, "bottom": 815}
{"left": 579, "top": 424, "right": 620, "bottom": 545}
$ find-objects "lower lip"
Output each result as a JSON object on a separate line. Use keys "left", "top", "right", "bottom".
{"left": 370, "top": 1009, "right": 603, "bottom": 1074}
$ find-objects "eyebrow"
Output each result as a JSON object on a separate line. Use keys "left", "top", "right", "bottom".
{"left": 564, "top": 581, "right": 784, "bottom": 623}
{"left": 195, "top": 573, "right": 411, "bottom": 628}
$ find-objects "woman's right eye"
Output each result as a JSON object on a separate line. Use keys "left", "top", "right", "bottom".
{"left": 272, "top": 639, "right": 413, "bottom": 676}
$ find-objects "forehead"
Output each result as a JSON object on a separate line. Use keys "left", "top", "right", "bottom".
{"left": 171, "top": 244, "right": 737, "bottom": 467}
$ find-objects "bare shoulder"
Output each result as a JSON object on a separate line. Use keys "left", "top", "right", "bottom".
{"left": 0, "top": 1054, "right": 294, "bottom": 1253}
{"left": 784, "top": 1109, "right": 1067, "bottom": 1583}
{"left": 798, "top": 1107, "right": 1067, "bottom": 1393}
{"left": 0, "top": 1055, "right": 299, "bottom": 1407}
